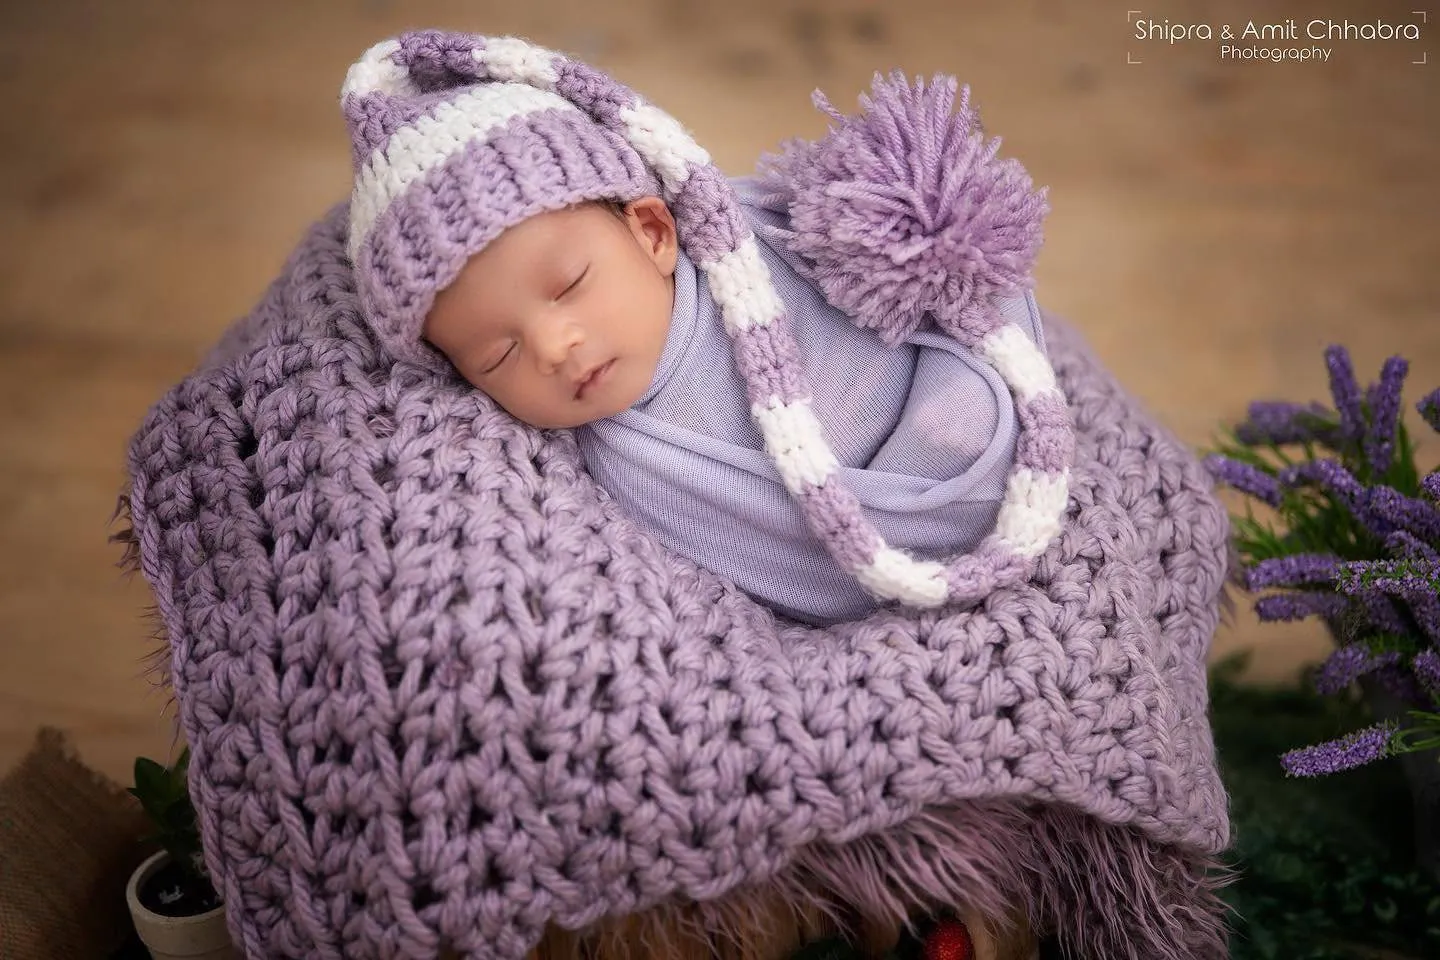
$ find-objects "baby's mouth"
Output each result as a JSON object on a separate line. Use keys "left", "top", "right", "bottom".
{"left": 574, "top": 360, "right": 615, "bottom": 401}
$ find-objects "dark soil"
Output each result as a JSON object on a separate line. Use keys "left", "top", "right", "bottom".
{"left": 138, "top": 857, "right": 222, "bottom": 918}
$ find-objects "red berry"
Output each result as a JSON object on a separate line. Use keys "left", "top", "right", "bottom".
{"left": 921, "top": 918, "right": 973, "bottom": 960}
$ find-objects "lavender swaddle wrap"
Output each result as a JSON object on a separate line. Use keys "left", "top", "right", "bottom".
{"left": 119, "top": 30, "right": 1234, "bottom": 960}
{"left": 580, "top": 178, "right": 1050, "bottom": 624}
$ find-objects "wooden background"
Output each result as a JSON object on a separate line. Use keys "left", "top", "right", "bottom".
{"left": 1, "top": 0, "right": 1436, "bottom": 783}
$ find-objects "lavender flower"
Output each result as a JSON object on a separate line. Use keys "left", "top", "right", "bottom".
{"left": 1235, "top": 401, "right": 1335, "bottom": 447}
{"left": 1371, "top": 664, "right": 1432, "bottom": 708}
{"left": 1424, "top": 471, "right": 1440, "bottom": 503}
{"left": 1278, "top": 459, "right": 1378, "bottom": 529}
{"left": 1354, "top": 591, "right": 1413, "bottom": 636}
{"left": 1407, "top": 588, "right": 1440, "bottom": 645}
{"left": 1337, "top": 558, "right": 1440, "bottom": 643}
{"left": 1384, "top": 530, "right": 1438, "bottom": 564}
{"left": 1243, "top": 553, "right": 1338, "bottom": 591}
{"left": 1413, "top": 649, "right": 1440, "bottom": 703}
{"left": 1254, "top": 591, "right": 1348, "bottom": 622}
{"left": 1336, "top": 557, "right": 1440, "bottom": 595}
{"left": 1313, "top": 643, "right": 1398, "bottom": 695}
{"left": 1204, "top": 454, "right": 1281, "bottom": 507}
{"left": 1363, "top": 356, "right": 1408, "bottom": 476}
{"left": 1365, "top": 485, "right": 1440, "bottom": 543}
{"left": 1419, "top": 387, "right": 1440, "bottom": 433}
{"left": 1281, "top": 721, "right": 1396, "bottom": 777}
{"left": 1324, "top": 344, "right": 1365, "bottom": 445}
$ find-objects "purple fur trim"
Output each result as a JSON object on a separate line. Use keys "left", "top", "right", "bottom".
{"left": 797, "top": 480, "right": 883, "bottom": 571}
{"left": 755, "top": 71, "right": 1047, "bottom": 348}
{"left": 1015, "top": 391, "right": 1074, "bottom": 473}
{"left": 571, "top": 801, "right": 1227, "bottom": 960}
{"left": 790, "top": 802, "right": 1229, "bottom": 960}
{"left": 732, "top": 322, "right": 809, "bottom": 407}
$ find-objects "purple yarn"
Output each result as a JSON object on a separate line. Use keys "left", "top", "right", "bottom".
{"left": 753, "top": 72, "right": 1047, "bottom": 349}
{"left": 121, "top": 207, "right": 1232, "bottom": 960}
{"left": 343, "top": 32, "right": 1073, "bottom": 613}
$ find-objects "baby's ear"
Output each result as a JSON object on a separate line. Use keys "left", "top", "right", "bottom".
{"left": 627, "top": 196, "right": 679, "bottom": 274}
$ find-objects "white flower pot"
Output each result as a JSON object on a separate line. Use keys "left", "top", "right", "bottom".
{"left": 125, "top": 850, "right": 236, "bottom": 960}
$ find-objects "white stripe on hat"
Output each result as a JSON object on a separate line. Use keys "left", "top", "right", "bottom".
{"left": 702, "top": 238, "right": 785, "bottom": 334}
{"left": 978, "top": 324, "right": 1058, "bottom": 401}
{"left": 348, "top": 83, "right": 580, "bottom": 262}
{"left": 342, "top": 39, "right": 421, "bottom": 99}
{"left": 853, "top": 548, "right": 949, "bottom": 607}
{"left": 471, "top": 37, "right": 560, "bottom": 88}
{"left": 996, "top": 468, "right": 1070, "bottom": 556}
{"left": 619, "top": 100, "right": 712, "bottom": 194}
{"left": 751, "top": 398, "right": 839, "bottom": 494}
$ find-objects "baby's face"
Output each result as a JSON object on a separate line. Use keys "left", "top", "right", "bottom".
{"left": 424, "top": 198, "right": 678, "bottom": 429}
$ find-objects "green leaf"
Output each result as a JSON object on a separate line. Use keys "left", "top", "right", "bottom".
{"left": 132, "top": 756, "right": 167, "bottom": 802}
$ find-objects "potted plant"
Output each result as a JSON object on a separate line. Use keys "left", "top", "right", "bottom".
{"left": 124, "top": 747, "right": 235, "bottom": 960}
{"left": 1203, "top": 344, "right": 1440, "bottom": 880}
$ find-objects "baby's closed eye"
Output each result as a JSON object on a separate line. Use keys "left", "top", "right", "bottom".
{"left": 556, "top": 265, "right": 589, "bottom": 299}
{"left": 481, "top": 341, "right": 516, "bottom": 374}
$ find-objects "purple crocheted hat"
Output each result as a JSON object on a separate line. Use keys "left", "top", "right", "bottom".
{"left": 342, "top": 30, "right": 1075, "bottom": 612}
{"left": 342, "top": 33, "right": 661, "bottom": 371}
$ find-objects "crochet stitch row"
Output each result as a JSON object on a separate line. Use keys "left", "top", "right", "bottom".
{"left": 343, "top": 33, "right": 1072, "bottom": 610}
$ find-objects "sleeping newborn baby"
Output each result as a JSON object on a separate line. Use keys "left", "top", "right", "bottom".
{"left": 344, "top": 33, "right": 1071, "bottom": 625}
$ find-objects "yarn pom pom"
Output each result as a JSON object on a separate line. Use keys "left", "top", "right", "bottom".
{"left": 756, "top": 72, "right": 1048, "bottom": 346}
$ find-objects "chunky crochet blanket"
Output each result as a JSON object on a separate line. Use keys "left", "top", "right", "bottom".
{"left": 120, "top": 70, "right": 1233, "bottom": 959}
{"left": 122, "top": 195, "right": 1232, "bottom": 960}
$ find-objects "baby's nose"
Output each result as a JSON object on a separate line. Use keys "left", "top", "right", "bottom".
{"left": 533, "top": 316, "right": 584, "bottom": 367}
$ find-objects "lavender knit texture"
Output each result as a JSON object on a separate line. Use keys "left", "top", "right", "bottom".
{"left": 123, "top": 201, "right": 1232, "bottom": 959}
{"left": 341, "top": 30, "right": 1074, "bottom": 613}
